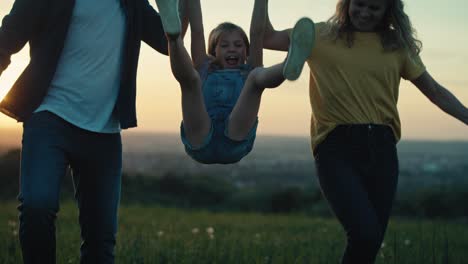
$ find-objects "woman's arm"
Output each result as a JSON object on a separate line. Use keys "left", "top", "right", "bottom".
{"left": 263, "top": 0, "right": 290, "bottom": 52}
{"left": 247, "top": 0, "right": 267, "bottom": 67}
{"left": 188, "top": 0, "right": 209, "bottom": 68}
{"left": 411, "top": 71, "right": 468, "bottom": 125}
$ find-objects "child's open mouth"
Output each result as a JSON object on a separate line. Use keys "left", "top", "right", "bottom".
{"left": 225, "top": 55, "right": 240, "bottom": 66}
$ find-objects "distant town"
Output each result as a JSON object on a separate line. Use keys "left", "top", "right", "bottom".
{"left": 1, "top": 130, "right": 467, "bottom": 193}
{"left": 119, "top": 132, "right": 468, "bottom": 193}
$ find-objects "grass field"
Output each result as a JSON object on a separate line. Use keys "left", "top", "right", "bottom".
{"left": 1, "top": 200, "right": 467, "bottom": 264}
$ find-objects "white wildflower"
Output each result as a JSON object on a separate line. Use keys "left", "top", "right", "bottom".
{"left": 206, "top": 227, "right": 214, "bottom": 235}
{"left": 192, "top": 228, "right": 199, "bottom": 234}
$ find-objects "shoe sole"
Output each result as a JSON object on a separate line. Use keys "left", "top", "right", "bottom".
{"left": 283, "top": 17, "right": 315, "bottom": 81}
{"left": 155, "top": 0, "right": 181, "bottom": 36}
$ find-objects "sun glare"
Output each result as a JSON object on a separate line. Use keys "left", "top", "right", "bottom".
{"left": 0, "top": 53, "right": 28, "bottom": 102}
{"left": 0, "top": 71, "right": 17, "bottom": 102}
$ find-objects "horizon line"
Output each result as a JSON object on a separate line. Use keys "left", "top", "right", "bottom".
{"left": 1, "top": 127, "right": 467, "bottom": 143}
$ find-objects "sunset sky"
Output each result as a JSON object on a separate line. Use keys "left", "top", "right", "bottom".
{"left": 0, "top": 0, "right": 467, "bottom": 140}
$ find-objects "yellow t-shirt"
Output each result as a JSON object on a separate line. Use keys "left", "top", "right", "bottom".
{"left": 307, "top": 22, "right": 426, "bottom": 151}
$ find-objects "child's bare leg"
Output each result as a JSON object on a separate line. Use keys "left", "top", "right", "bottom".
{"left": 157, "top": 0, "right": 210, "bottom": 146}
{"left": 229, "top": 17, "right": 315, "bottom": 140}
{"left": 168, "top": 38, "right": 211, "bottom": 147}
{"left": 228, "top": 64, "right": 285, "bottom": 140}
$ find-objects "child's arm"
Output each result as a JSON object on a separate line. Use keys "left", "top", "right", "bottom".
{"left": 263, "top": 0, "right": 290, "bottom": 52}
{"left": 411, "top": 71, "right": 468, "bottom": 125}
{"left": 247, "top": 0, "right": 267, "bottom": 67}
{"left": 188, "top": 0, "right": 209, "bottom": 68}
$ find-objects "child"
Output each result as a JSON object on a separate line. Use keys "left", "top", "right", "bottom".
{"left": 263, "top": 0, "right": 468, "bottom": 263}
{"left": 155, "top": 0, "right": 315, "bottom": 164}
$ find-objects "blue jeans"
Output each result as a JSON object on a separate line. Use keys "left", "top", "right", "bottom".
{"left": 18, "top": 111, "right": 122, "bottom": 264}
{"left": 314, "top": 124, "right": 399, "bottom": 264}
{"left": 181, "top": 117, "right": 258, "bottom": 164}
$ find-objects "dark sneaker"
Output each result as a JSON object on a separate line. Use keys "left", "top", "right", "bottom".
{"left": 283, "top": 17, "right": 315, "bottom": 81}
{"left": 155, "top": 0, "right": 181, "bottom": 37}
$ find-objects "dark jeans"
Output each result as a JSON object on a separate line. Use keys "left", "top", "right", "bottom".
{"left": 18, "top": 111, "right": 122, "bottom": 264}
{"left": 314, "top": 124, "right": 399, "bottom": 264}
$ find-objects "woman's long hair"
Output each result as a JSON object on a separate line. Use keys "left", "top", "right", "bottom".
{"left": 324, "top": 0, "right": 422, "bottom": 55}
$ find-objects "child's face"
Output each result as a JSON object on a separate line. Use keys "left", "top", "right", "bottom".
{"left": 348, "top": 0, "right": 388, "bottom": 32}
{"left": 214, "top": 30, "right": 247, "bottom": 69}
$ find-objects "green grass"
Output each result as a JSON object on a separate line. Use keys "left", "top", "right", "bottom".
{"left": 1, "top": 200, "right": 467, "bottom": 264}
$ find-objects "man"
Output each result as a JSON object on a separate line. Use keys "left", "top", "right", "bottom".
{"left": 0, "top": 0, "right": 168, "bottom": 262}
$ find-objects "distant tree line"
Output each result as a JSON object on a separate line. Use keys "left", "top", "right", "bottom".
{"left": 1, "top": 149, "right": 467, "bottom": 218}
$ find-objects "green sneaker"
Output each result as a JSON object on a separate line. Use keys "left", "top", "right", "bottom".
{"left": 283, "top": 17, "right": 315, "bottom": 81}
{"left": 155, "top": 0, "right": 181, "bottom": 37}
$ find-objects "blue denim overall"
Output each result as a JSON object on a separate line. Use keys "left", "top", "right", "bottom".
{"left": 180, "top": 62, "right": 258, "bottom": 164}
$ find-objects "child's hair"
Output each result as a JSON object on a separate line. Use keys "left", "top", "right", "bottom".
{"left": 207, "top": 22, "right": 250, "bottom": 57}
{"left": 324, "top": 0, "right": 422, "bottom": 55}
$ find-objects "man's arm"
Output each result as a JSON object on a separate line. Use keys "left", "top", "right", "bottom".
{"left": 0, "top": 0, "right": 45, "bottom": 75}
{"left": 411, "top": 71, "right": 468, "bottom": 125}
{"left": 141, "top": 0, "right": 169, "bottom": 55}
